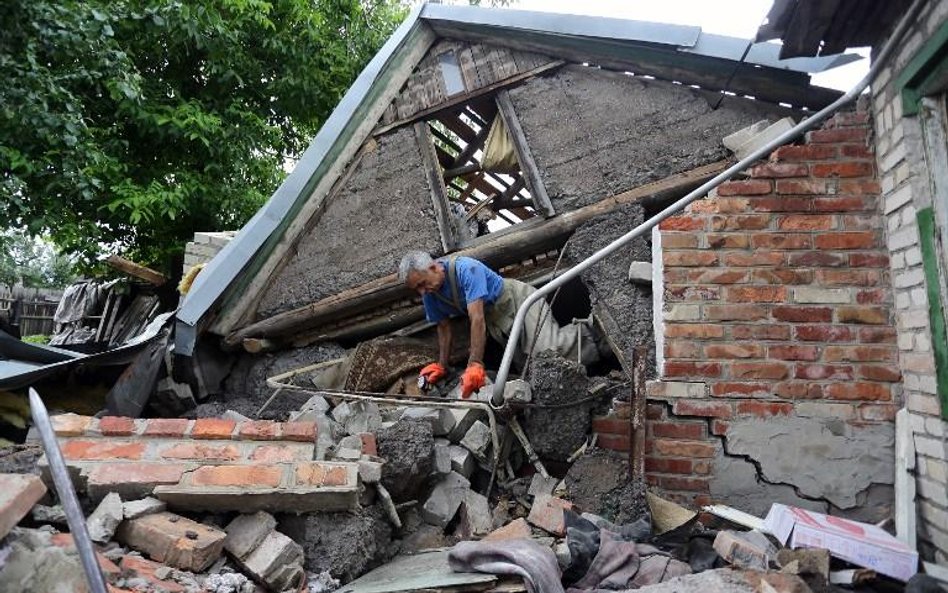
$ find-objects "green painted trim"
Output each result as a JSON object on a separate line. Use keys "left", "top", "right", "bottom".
{"left": 896, "top": 19, "right": 948, "bottom": 116}
{"left": 916, "top": 207, "right": 948, "bottom": 420}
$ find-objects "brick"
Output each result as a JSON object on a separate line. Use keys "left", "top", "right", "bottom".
{"left": 665, "top": 324, "right": 725, "bottom": 339}
{"left": 143, "top": 419, "right": 190, "bottom": 438}
{"left": 190, "top": 465, "right": 283, "bottom": 488}
{"left": 752, "top": 269, "right": 813, "bottom": 285}
{"left": 0, "top": 474, "right": 47, "bottom": 539}
{"left": 663, "top": 251, "right": 719, "bottom": 267}
{"left": 850, "top": 253, "right": 889, "bottom": 267}
{"left": 768, "top": 345, "right": 820, "bottom": 361}
{"left": 659, "top": 216, "right": 706, "bottom": 231}
{"left": 705, "top": 343, "right": 765, "bottom": 359}
{"left": 664, "top": 361, "right": 723, "bottom": 378}
{"left": 814, "top": 232, "right": 877, "bottom": 250}
{"left": 710, "top": 419, "right": 730, "bottom": 436}
{"left": 665, "top": 340, "right": 700, "bottom": 358}
{"left": 751, "top": 233, "right": 812, "bottom": 250}
{"left": 191, "top": 419, "right": 236, "bottom": 440}
{"left": 837, "top": 179, "right": 881, "bottom": 194}
{"left": 685, "top": 269, "right": 749, "bottom": 284}
{"left": 645, "top": 457, "right": 693, "bottom": 474}
{"left": 87, "top": 463, "right": 187, "bottom": 501}
{"left": 735, "top": 401, "right": 794, "bottom": 418}
{"left": 840, "top": 144, "right": 874, "bottom": 158}
{"left": 732, "top": 325, "right": 792, "bottom": 340}
{"left": 653, "top": 439, "right": 716, "bottom": 458}
{"left": 647, "top": 381, "right": 707, "bottom": 398}
{"left": 795, "top": 401, "right": 855, "bottom": 419}
{"left": 824, "top": 382, "right": 891, "bottom": 401}
{"left": 726, "top": 286, "right": 787, "bottom": 303}
{"left": 99, "top": 416, "right": 136, "bottom": 437}
{"left": 794, "top": 325, "right": 854, "bottom": 342}
{"left": 730, "top": 362, "right": 790, "bottom": 380}
{"left": 812, "top": 196, "right": 875, "bottom": 212}
{"left": 249, "top": 445, "right": 308, "bottom": 463}
{"left": 788, "top": 251, "right": 847, "bottom": 267}
{"left": 711, "top": 382, "right": 772, "bottom": 398}
{"left": 840, "top": 214, "right": 880, "bottom": 230}
{"left": 859, "top": 404, "right": 898, "bottom": 421}
{"left": 772, "top": 306, "right": 832, "bottom": 322}
{"left": 693, "top": 197, "right": 750, "bottom": 213}
{"left": 51, "top": 413, "right": 94, "bottom": 436}
{"left": 116, "top": 512, "right": 226, "bottom": 572}
{"left": 858, "top": 327, "right": 897, "bottom": 343}
{"left": 832, "top": 111, "right": 870, "bottom": 126}
{"left": 665, "top": 286, "right": 721, "bottom": 302}
{"left": 281, "top": 422, "right": 317, "bottom": 442}
{"left": 795, "top": 364, "right": 854, "bottom": 380}
{"left": 824, "top": 345, "right": 897, "bottom": 362}
{"left": 748, "top": 196, "right": 814, "bottom": 211}
{"left": 295, "top": 462, "right": 350, "bottom": 487}
{"left": 484, "top": 517, "right": 532, "bottom": 542}
{"left": 598, "top": 433, "right": 631, "bottom": 452}
{"left": 711, "top": 214, "right": 771, "bottom": 231}
{"left": 749, "top": 163, "right": 809, "bottom": 178}
{"left": 776, "top": 179, "right": 827, "bottom": 194}
{"left": 120, "top": 556, "right": 187, "bottom": 593}
{"left": 592, "top": 417, "right": 628, "bottom": 435}
{"left": 774, "top": 382, "right": 824, "bottom": 399}
{"left": 651, "top": 422, "right": 706, "bottom": 439}
{"left": 705, "top": 305, "right": 767, "bottom": 321}
{"left": 816, "top": 269, "right": 878, "bottom": 286}
{"left": 811, "top": 161, "right": 874, "bottom": 178}
{"left": 836, "top": 306, "right": 889, "bottom": 324}
{"left": 672, "top": 399, "right": 732, "bottom": 418}
{"left": 159, "top": 443, "right": 241, "bottom": 462}
{"left": 655, "top": 475, "right": 710, "bottom": 492}
{"left": 61, "top": 440, "right": 146, "bottom": 461}
{"left": 707, "top": 233, "right": 749, "bottom": 249}
{"left": 237, "top": 420, "right": 281, "bottom": 440}
{"left": 777, "top": 215, "right": 834, "bottom": 230}
{"left": 646, "top": 404, "right": 665, "bottom": 420}
{"left": 718, "top": 180, "right": 772, "bottom": 196}
{"left": 360, "top": 433, "right": 378, "bottom": 456}
{"left": 725, "top": 252, "right": 785, "bottom": 266}
{"left": 770, "top": 144, "right": 836, "bottom": 161}
{"left": 527, "top": 495, "right": 574, "bottom": 536}
{"left": 793, "top": 287, "right": 850, "bottom": 304}
{"left": 661, "top": 234, "right": 699, "bottom": 248}
{"left": 807, "top": 128, "right": 867, "bottom": 143}
{"left": 856, "top": 289, "right": 889, "bottom": 304}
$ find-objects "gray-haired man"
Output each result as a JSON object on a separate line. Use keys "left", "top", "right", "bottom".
{"left": 398, "top": 251, "right": 599, "bottom": 397}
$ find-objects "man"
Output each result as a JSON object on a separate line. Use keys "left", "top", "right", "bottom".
{"left": 398, "top": 251, "right": 599, "bottom": 398}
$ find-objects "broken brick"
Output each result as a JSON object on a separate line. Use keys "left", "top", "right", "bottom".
{"left": 116, "top": 511, "right": 226, "bottom": 572}
{"left": 527, "top": 495, "right": 573, "bottom": 537}
{"left": 0, "top": 473, "right": 47, "bottom": 539}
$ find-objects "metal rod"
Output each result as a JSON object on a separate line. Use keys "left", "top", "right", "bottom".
{"left": 28, "top": 388, "right": 108, "bottom": 593}
{"left": 491, "top": 0, "right": 927, "bottom": 405}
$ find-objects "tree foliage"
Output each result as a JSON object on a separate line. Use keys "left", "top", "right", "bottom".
{"left": 0, "top": 231, "right": 77, "bottom": 289}
{"left": 0, "top": 0, "right": 407, "bottom": 272}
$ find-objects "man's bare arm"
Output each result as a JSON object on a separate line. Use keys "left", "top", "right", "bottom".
{"left": 467, "top": 299, "right": 486, "bottom": 366}
{"left": 437, "top": 319, "right": 452, "bottom": 368}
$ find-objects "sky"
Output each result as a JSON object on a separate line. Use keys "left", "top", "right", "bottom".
{"left": 492, "top": 0, "right": 871, "bottom": 91}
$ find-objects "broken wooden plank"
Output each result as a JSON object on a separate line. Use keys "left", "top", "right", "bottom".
{"left": 105, "top": 255, "right": 167, "bottom": 286}
{"left": 415, "top": 121, "right": 459, "bottom": 254}
{"left": 495, "top": 90, "right": 554, "bottom": 217}
{"left": 223, "top": 159, "right": 729, "bottom": 348}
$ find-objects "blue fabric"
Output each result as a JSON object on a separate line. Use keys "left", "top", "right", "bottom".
{"left": 422, "top": 257, "right": 504, "bottom": 323}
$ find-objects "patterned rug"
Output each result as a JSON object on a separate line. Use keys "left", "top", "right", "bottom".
{"left": 344, "top": 336, "right": 439, "bottom": 393}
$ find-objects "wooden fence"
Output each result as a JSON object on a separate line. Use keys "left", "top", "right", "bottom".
{"left": 0, "top": 285, "right": 63, "bottom": 336}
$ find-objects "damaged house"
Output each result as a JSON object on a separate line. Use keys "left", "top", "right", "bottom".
{"left": 6, "top": 1, "right": 948, "bottom": 590}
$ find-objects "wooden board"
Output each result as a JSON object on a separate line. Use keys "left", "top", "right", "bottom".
{"left": 337, "top": 550, "right": 498, "bottom": 593}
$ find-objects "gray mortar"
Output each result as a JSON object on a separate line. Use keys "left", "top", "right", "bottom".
{"left": 375, "top": 418, "right": 435, "bottom": 502}
{"left": 713, "top": 417, "right": 895, "bottom": 515}
{"left": 278, "top": 502, "right": 394, "bottom": 584}
{"left": 564, "top": 203, "right": 654, "bottom": 382}
{"left": 0, "top": 443, "right": 43, "bottom": 475}
{"left": 564, "top": 447, "right": 647, "bottom": 525}
{"left": 523, "top": 351, "right": 592, "bottom": 462}
{"left": 257, "top": 126, "right": 444, "bottom": 318}
{"left": 508, "top": 65, "right": 783, "bottom": 212}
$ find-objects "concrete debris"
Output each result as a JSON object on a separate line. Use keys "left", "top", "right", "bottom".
{"left": 502, "top": 379, "right": 532, "bottom": 404}
{"left": 236, "top": 529, "right": 306, "bottom": 592}
{"left": 376, "top": 419, "right": 434, "bottom": 503}
{"left": 401, "top": 407, "right": 456, "bottom": 437}
{"left": 555, "top": 540, "right": 572, "bottom": 570}
{"left": 446, "top": 407, "right": 488, "bottom": 443}
{"left": 376, "top": 483, "right": 402, "bottom": 529}
{"left": 523, "top": 351, "right": 593, "bottom": 461}
{"left": 204, "top": 571, "right": 256, "bottom": 593}
{"left": 224, "top": 511, "right": 276, "bottom": 560}
{"left": 307, "top": 570, "right": 341, "bottom": 593}
{"left": 358, "top": 458, "right": 384, "bottom": 484}
{"left": 116, "top": 510, "right": 227, "bottom": 572}
{"left": 331, "top": 401, "right": 382, "bottom": 436}
{"left": 432, "top": 440, "right": 452, "bottom": 475}
{"left": 565, "top": 447, "right": 648, "bottom": 525}
{"left": 448, "top": 445, "right": 475, "bottom": 479}
{"left": 0, "top": 473, "right": 47, "bottom": 539}
{"left": 0, "top": 528, "right": 90, "bottom": 593}
{"left": 460, "top": 420, "right": 491, "bottom": 462}
{"left": 123, "top": 496, "right": 167, "bottom": 520}
{"left": 528, "top": 473, "right": 559, "bottom": 499}
{"left": 87, "top": 491, "right": 124, "bottom": 543}
{"left": 421, "top": 471, "right": 471, "bottom": 528}
{"left": 483, "top": 517, "right": 532, "bottom": 542}
{"left": 526, "top": 495, "right": 574, "bottom": 537}
{"left": 457, "top": 490, "right": 492, "bottom": 539}
{"left": 30, "top": 504, "right": 67, "bottom": 525}
{"left": 713, "top": 530, "right": 778, "bottom": 571}
{"left": 776, "top": 548, "right": 830, "bottom": 580}
{"left": 628, "top": 261, "right": 652, "bottom": 284}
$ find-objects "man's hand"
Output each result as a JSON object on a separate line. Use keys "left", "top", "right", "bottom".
{"left": 418, "top": 362, "right": 447, "bottom": 390}
{"left": 460, "top": 362, "right": 486, "bottom": 399}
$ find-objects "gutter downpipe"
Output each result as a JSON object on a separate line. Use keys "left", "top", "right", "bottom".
{"left": 492, "top": 0, "right": 926, "bottom": 406}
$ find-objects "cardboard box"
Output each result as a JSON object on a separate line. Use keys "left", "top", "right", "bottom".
{"left": 764, "top": 504, "right": 918, "bottom": 582}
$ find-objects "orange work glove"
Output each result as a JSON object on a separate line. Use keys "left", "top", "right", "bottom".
{"left": 460, "top": 362, "right": 486, "bottom": 399}
{"left": 418, "top": 362, "right": 447, "bottom": 389}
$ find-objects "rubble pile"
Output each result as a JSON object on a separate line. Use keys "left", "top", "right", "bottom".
{"left": 0, "top": 348, "right": 935, "bottom": 593}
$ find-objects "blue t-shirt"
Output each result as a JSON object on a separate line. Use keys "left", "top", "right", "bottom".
{"left": 422, "top": 257, "right": 504, "bottom": 323}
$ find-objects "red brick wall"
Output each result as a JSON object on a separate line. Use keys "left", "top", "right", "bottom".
{"left": 595, "top": 108, "right": 900, "bottom": 507}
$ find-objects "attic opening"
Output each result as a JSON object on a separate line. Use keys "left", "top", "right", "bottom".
{"left": 421, "top": 90, "right": 554, "bottom": 246}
